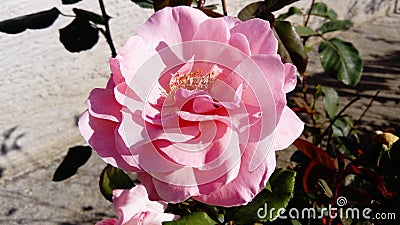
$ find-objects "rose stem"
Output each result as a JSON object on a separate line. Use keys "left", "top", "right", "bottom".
{"left": 99, "top": 0, "right": 117, "bottom": 57}
{"left": 304, "top": 0, "right": 315, "bottom": 27}
{"left": 221, "top": 0, "right": 227, "bottom": 16}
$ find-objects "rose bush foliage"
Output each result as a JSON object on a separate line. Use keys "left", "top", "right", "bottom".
{"left": 79, "top": 6, "right": 303, "bottom": 207}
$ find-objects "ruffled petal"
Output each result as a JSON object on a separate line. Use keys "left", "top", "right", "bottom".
{"left": 229, "top": 33, "right": 251, "bottom": 56}
{"left": 95, "top": 218, "right": 118, "bottom": 225}
{"left": 193, "top": 18, "right": 230, "bottom": 43}
{"left": 193, "top": 142, "right": 276, "bottom": 206}
{"left": 272, "top": 106, "right": 304, "bottom": 150}
{"left": 87, "top": 88, "right": 121, "bottom": 122}
{"left": 136, "top": 6, "right": 209, "bottom": 49}
{"left": 283, "top": 63, "right": 297, "bottom": 93}
{"left": 114, "top": 36, "right": 157, "bottom": 83}
{"left": 78, "top": 111, "right": 138, "bottom": 172}
{"left": 245, "top": 55, "right": 287, "bottom": 125}
{"left": 230, "top": 19, "right": 277, "bottom": 55}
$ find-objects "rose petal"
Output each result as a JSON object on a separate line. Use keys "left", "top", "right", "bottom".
{"left": 193, "top": 18, "right": 229, "bottom": 43}
{"left": 230, "top": 19, "right": 277, "bottom": 55}
{"left": 193, "top": 142, "right": 276, "bottom": 206}
{"left": 78, "top": 111, "right": 138, "bottom": 172}
{"left": 136, "top": 6, "right": 209, "bottom": 49}
{"left": 283, "top": 63, "right": 297, "bottom": 93}
{"left": 87, "top": 88, "right": 121, "bottom": 122}
{"left": 272, "top": 106, "right": 304, "bottom": 150}
{"left": 112, "top": 185, "right": 176, "bottom": 225}
{"left": 223, "top": 16, "right": 242, "bottom": 29}
{"left": 95, "top": 218, "right": 118, "bottom": 225}
{"left": 115, "top": 36, "right": 157, "bottom": 83}
{"left": 229, "top": 33, "right": 251, "bottom": 56}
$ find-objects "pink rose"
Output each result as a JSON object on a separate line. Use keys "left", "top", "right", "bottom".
{"left": 95, "top": 185, "right": 177, "bottom": 225}
{"left": 79, "top": 6, "right": 303, "bottom": 207}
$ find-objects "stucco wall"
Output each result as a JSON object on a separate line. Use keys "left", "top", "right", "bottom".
{"left": 0, "top": 0, "right": 396, "bottom": 180}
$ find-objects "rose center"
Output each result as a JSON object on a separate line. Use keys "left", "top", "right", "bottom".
{"left": 169, "top": 69, "right": 216, "bottom": 93}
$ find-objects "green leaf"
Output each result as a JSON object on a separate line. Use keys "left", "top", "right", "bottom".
{"left": 204, "top": 4, "right": 218, "bottom": 10}
{"left": 263, "top": 0, "right": 299, "bottom": 13}
{"left": 332, "top": 116, "right": 352, "bottom": 138}
{"left": 319, "top": 38, "right": 363, "bottom": 86}
{"left": 291, "top": 220, "right": 303, "bottom": 225}
{"left": 99, "top": 164, "right": 134, "bottom": 202}
{"left": 52, "top": 145, "right": 92, "bottom": 181}
{"left": 294, "top": 25, "right": 318, "bottom": 37}
{"left": 238, "top": 1, "right": 264, "bottom": 21}
{"left": 0, "top": 7, "right": 60, "bottom": 34}
{"left": 238, "top": 0, "right": 298, "bottom": 21}
{"left": 163, "top": 212, "right": 217, "bottom": 225}
{"left": 131, "top": 0, "right": 154, "bottom": 9}
{"left": 277, "top": 6, "right": 302, "bottom": 20}
{"left": 73, "top": 8, "right": 105, "bottom": 25}
{"left": 59, "top": 17, "right": 99, "bottom": 52}
{"left": 231, "top": 169, "right": 296, "bottom": 224}
{"left": 62, "top": 0, "right": 83, "bottom": 4}
{"left": 153, "top": 0, "right": 192, "bottom": 11}
{"left": 317, "top": 179, "right": 333, "bottom": 198}
{"left": 274, "top": 21, "right": 308, "bottom": 74}
{"left": 319, "top": 20, "right": 354, "bottom": 34}
{"left": 316, "top": 85, "right": 339, "bottom": 120}
{"left": 310, "top": 2, "right": 338, "bottom": 20}
{"left": 275, "top": 29, "right": 293, "bottom": 65}
{"left": 293, "top": 138, "right": 339, "bottom": 171}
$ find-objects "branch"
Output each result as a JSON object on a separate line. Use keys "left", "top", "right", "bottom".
{"left": 316, "top": 96, "right": 360, "bottom": 146}
{"left": 304, "top": 0, "right": 315, "bottom": 27}
{"left": 221, "top": 0, "right": 227, "bottom": 16}
{"left": 98, "top": 0, "right": 117, "bottom": 57}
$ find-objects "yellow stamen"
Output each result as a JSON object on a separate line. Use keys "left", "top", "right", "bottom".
{"left": 169, "top": 69, "right": 216, "bottom": 94}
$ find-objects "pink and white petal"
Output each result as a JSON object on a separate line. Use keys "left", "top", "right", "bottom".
{"left": 231, "top": 56, "right": 279, "bottom": 139}
{"left": 136, "top": 172, "right": 162, "bottom": 200}
{"left": 87, "top": 88, "right": 121, "bottom": 122}
{"left": 230, "top": 19, "right": 277, "bottom": 55}
{"left": 151, "top": 169, "right": 201, "bottom": 203}
{"left": 152, "top": 212, "right": 179, "bottom": 224}
{"left": 195, "top": 149, "right": 241, "bottom": 194}
{"left": 95, "top": 218, "right": 118, "bottom": 225}
{"left": 229, "top": 33, "right": 251, "bottom": 56}
{"left": 149, "top": 159, "right": 240, "bottom": 202}
{"left": 178, "top": 111, "right": 231, "bottom": 126}
{"left": 223, "top": 16, "right": 242, "bottom": 30}
{"left": 118, "top": 109, "right": 150, "bottom": 150}
{"left": 192, "top": 95, "right": 220, "bottom": 113}
{"left": 78, "top": 111, "right": 137, "bottom": 171}
{"left": 113, "top": 189, "right": 145, "bottom": 223}
{"left": 243, "top": 55, "right": 288, "bottom": 128}
{"left": 114, "top": 128, "right": 141, "bottom": 169}
{"left": 125, "top": 52, "right": 168, "bottom": 103}
{"left": 193, "top": 18, "right": 230, "bottom": 43}
{"left": 115, "top": 36, "right": 157, "bottom": 83}
{"left": 133, "top": 142, "right": 184, "bottom": 172}
{"left": 136, "top": 6, "right": 209, "bottom": 48}
{"left": 193, "top": 142, "right": 276, "bottom": 206}
{"left": 173, "top": 88, "right": 208, "bottom": 109}
{"left": 283, "top": 63, "right": 298, "bottom": 93}
{"left": 210, "top": 77, "right": 243, "bottom": 106}
{"left": 156, "top": 121, "right": 235, "bottom": 168}
{"left": 272, "top": 106, "right": 304, "bottom": 150}
{"left": 106, "top": 73, "right": 117, "bottom": 90}
{"left": 109, "top": 58, "right": 123, "bottom": 85}
{"left": 113, "top": 186, "right": 162, "bottom": 225}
